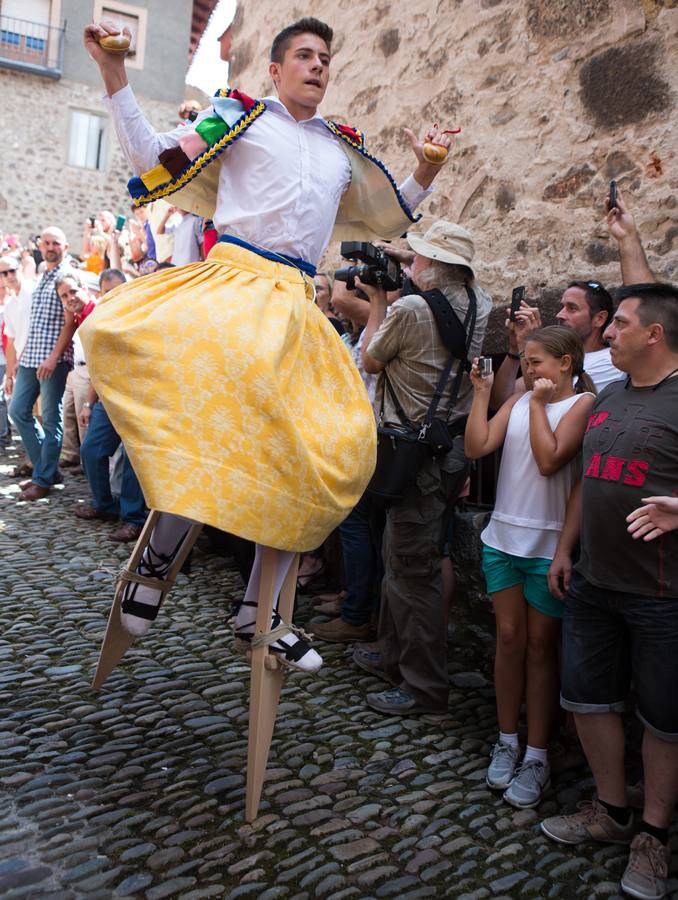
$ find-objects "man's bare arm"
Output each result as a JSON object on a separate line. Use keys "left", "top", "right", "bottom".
{"left": 607, "top": 186, "right": 655, "bottom": 285}
{"left": 547, "top": 480, "right": 582, "bottom": 599}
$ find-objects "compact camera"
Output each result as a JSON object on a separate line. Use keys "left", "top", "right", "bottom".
{"left": 335, "top": 241, "right": 402, "bottom": 292}
{"left": 478, "top": 357, "right": 493, "bottom": 377}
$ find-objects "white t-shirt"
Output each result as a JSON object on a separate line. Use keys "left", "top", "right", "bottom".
{"left": 165, "top": 213, "right": 203, "bottom": 266}
{"left": 3, "top": 281, "right": 35, "bottom": 360}
{"left": 584, "top": 347, "right": 624, "bottom": 392}
{"left": 482, "top": 391, "right": 593, "bottom": 559}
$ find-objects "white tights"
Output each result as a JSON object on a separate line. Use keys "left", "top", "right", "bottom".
{"left": 120, "top": 512, "right": 322, "bottom": 671}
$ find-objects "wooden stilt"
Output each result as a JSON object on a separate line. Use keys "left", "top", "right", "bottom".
{"left": 245, "top": 549, "right": 300, "bottom": 822}
{"left": 91, "top": 511, "right": 203, "bottom": 689}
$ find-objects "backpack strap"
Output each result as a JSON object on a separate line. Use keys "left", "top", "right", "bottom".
{"left": 378, "top": 286, "right": 478, "bottom": 431}
{"left": 420, "top": 287, "right": 477, "bottom": 427}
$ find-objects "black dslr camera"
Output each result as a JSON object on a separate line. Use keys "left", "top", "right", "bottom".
{"left": 335, "top": 241, "right": 402, "bottom": 292}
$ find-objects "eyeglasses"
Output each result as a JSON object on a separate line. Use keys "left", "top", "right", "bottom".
{"left": 0, "top": 269, "right": 18, "bottom": 277}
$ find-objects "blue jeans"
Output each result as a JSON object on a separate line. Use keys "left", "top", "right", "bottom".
{"left": 9, "top": 363, "right": 69, "bottom": 486}
{"left": 80, "top": 401, "right": 146, "bottom": 526}
{"left": 338, "top": 491, "right": 384, "bottom": 626}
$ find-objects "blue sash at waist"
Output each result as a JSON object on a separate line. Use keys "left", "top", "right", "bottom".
{"left": 218, "top": 234, "right": 317, "bottom": 278}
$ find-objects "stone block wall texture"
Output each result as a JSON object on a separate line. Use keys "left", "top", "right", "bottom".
{"left": 230, "top": 0, "right": 677, "bottom": 341}
{"left": 0, "top": 69, "right": 177, "bottom": 255}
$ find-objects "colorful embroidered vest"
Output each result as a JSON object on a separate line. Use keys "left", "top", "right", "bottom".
{"left": 128, "top": 88, "right": 420, "bottom": 243}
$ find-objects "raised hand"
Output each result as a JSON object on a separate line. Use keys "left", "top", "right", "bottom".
{"left": 84, "top": 21, "right": 130, "bottom": 63}
{"left": 83, "top": 21, "right": 131, "bottom": 95}
{"left": 470, "top": 357, "right": 494, "bottom": 393}
{"left": 506, "top": 301, "right": 542, "bottom": 348}
{"left": 404, "top": 123, "right": 456, "bottom": 167}
{"left": 606, "top": 185, "right": 638, "bottom": 245}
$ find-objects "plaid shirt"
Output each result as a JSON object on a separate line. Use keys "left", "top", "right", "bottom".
{"left": 368, "top": 283, "right": 493, "bottom": 427}
{"left": 21, "top": 262, "right": 73, "bottom": 368}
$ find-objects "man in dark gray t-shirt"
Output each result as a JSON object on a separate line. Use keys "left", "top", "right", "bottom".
{"left": 541, "top": 283, "right": 678, "bottom": 900}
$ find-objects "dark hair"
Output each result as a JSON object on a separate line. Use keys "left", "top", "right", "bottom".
{"left": 100, "top": 268, "right": 126, "bottom": 285}
{"left": 525, "top": 325, "right": 597, "bottom": 395}
{"left": 567, "top": 280, "right": 614, "bottom": 331}
{"left": 270, "top": 17, "right": 333, "bottom": 63}
{"left": 614, "top": 282, "right": 678, "bottom": 352}
{"left": 55, "top": 270, "right": 83, "bottom": 292}
{"left": 156, "top": 261, "right": 176, "bottom": 270}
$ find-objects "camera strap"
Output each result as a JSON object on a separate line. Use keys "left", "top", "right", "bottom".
{"left": 420, "top": 286, "right": 477, "bottom": 427}
{"left": 379, "top": 286, "right": 477, "bottom": 434}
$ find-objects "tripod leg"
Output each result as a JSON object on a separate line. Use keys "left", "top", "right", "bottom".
{"left": 245, "top": 549, "right": 300, "bottom": 822}
{"left": 91, "top": 511, "right": 203, "bottom": 689}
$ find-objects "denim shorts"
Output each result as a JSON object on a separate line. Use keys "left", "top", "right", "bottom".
{"left": 481, "top": 545, "right": 564, "bottom": 619}
{"left": 561, "top": 570, "right": 678, "bottom": 741}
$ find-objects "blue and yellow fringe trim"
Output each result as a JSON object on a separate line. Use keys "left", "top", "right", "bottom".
{"left": 324, "top": 121, "right": 418, "bottom": 225}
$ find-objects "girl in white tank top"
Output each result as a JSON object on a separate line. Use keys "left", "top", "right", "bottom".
{"left": 464, "top": 326, "right": 596, "bottom": 809}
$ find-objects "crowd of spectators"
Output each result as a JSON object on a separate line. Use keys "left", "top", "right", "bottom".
{"left": 0, "top": 190, "right": 212, "bottom": 536}
{"left": 2, "top": 176, "right": 677, "bottom": 897}
{"left": 305, "top": 189, "right": 677, "bottom": 899}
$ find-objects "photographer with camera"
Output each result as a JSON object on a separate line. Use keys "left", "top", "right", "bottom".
{"left": 351, "top": 221, "right": 492, "bottom": 714}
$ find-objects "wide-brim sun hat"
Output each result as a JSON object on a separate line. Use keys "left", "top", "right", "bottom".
{"left": 407, "top": 220, "right": 475, "bottom": 277}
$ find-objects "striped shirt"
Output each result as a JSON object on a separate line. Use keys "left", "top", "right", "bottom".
{"left": 21, "top": 262, "right": 74, "bottom": 368}
{"left": 368, "top": 283, "right": 492, "bottom": 427}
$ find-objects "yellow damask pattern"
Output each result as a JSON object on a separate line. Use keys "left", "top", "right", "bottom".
{"left": 79, "top": 242, "right": 377, "bottom": 552}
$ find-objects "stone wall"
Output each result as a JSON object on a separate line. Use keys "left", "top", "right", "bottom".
{"left": 1, "top": 69, "right": 177, "bottom": 255}
{"left": 229, "top": 0, "right": 678, "bottom": 343}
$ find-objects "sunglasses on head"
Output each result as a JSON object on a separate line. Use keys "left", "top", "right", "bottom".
{"left": 570, "top": 280, "right": 608, "bottom": 294}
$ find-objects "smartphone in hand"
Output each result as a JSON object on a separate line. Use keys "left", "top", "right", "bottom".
{"left": 609, "top": 180, "right": 617, "bottom": 211}
{"left": 510, "top": 286, "right": 525, "bottom": 322}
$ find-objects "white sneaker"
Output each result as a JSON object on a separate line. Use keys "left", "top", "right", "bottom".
{"left": 503, "top": 759, "right": 550, "bottom": 808}
{"left": 486, "top": 741, "right": 520, "bottom": 790}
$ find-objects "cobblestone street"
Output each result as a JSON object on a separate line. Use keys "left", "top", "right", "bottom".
{"left": 1, "top": 450, "right": 677, "bottom": 900}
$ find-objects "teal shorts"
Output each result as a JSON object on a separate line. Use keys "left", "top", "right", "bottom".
{"left": 481, "top": 545, "right": 564, "bottom": 619}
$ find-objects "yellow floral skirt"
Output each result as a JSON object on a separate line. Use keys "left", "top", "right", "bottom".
{"left": 79, "top": 241, "right": 377, "bottom": 551}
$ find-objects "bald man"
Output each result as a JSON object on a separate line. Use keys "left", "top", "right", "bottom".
{"left": 9, "top": 227, "right": 77, "bottom": 500}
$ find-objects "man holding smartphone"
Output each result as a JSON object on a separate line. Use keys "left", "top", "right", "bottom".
{"left": 491, "top": 191, "right": 655, "bottom": 408}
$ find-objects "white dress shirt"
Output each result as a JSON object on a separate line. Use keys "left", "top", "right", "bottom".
{"left": 3, "top": 281, "right": 34, "bottom": 360}
{"left": 104, "top": 86, "right": 431, "bottom": 267}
